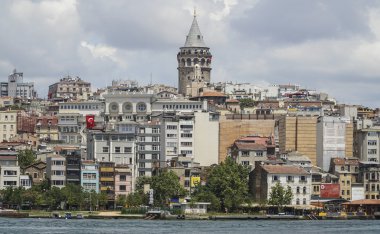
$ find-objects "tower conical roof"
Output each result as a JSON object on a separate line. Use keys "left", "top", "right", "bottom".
{"left": 184, "top": 15, "right": 207, "bottom": 48}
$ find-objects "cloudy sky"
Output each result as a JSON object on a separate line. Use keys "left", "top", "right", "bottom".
{"left": 1, "top": 0, "right": 380, "bottom": 107}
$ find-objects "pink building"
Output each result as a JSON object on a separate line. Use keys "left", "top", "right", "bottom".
{"left": 114, "top": 165, "right": 132, "bottom": 198}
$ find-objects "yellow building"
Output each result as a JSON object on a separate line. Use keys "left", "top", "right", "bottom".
{"left": 0, "top": 110, "right": 18, "bottom": 142}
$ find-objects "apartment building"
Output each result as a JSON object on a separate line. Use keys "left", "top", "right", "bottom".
{"left": 115, "top": 165, "right": 132, "bottom": 198}
{"left": 48, "top": 76, "right": 91, "bottom": 101}
{"left": 317, "top": 116, "right": 349, "bottom": 171}
{"left": 359, "top": 162, "right": 380, "bottom": 199}
{"left": 0, "top": 110, "right": 17, "bottom": 142}
{"left": 329, "top": 158, "right": 360, "bottom": 201}
{"left": 99, "top": 162, "right": 116, "bottom": 208}
{"left": 354, "top": 126, "right": 380, "bottom": 162}
{"left": 46, "top": 155, "right": 66, "bottom": 188}
{"left": 81, "top": 161, "right": 99, "bottom": 193}
{"left": 250, "top": 162, "right": 312, "bottom": 206}
{"left": 0, "top": 69, "right": 36, "bottom": 99}
{"left": 0, "top": 165, "right": 20, "bottom": 189}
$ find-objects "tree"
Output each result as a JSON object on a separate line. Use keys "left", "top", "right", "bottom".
{"left": 17, "top": 149, "right": 36, "bottom": 168}
{"left": 268, "top": 183, "right": 293, "bottom": 212}
{"left": 150, "top": 170, "right": 186, "bottom": 206}
{"left": 191, "top": 186, "right": 220, "bottom": 211}
{"left": 116, "top": 195, "right": 127, "bottom": 207}
{"left": 126, "top": 192, "right": 146, "bottom": 207}
{"left": 194, "top": 157, "right": 249, "bottom": 212}
{"left": 239, "top": 98, "right": 255, "bottom": 110}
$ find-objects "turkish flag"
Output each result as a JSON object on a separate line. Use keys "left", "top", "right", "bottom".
{"left": 86, "top": 115, "right": 95, "bottom": 129}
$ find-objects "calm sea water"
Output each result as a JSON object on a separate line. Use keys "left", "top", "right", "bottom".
{"left": 0, "top": 218, "right": 379, "bottom": 234}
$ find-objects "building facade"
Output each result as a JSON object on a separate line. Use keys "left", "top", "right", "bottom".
{"left": 0, "top": 69, "right": 36, "bottom": 99}
{"left": 0, "top": 110, "right": 17, "bottom": 142}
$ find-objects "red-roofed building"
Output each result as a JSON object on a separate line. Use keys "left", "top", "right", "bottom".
{"left": 229, "top": 135, "right": 275, "bottom": 170}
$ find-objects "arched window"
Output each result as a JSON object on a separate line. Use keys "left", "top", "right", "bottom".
{"left": 296, "top": 186, "right": 300, "bottom": 193}
{"left": 296, "top": 198, "right": 300, "bottom": 205}
{"left": 303, "top": 187, "right": 307, "bottom": 194}
{"left": 109, "top": 102, "right": 119, "bottom": 113}
{"left": 186, "top": 58, "right": 191, "bottom": 66}
{"left": 123, "top": 102, "right": 132, "bottom": 113}
{"left": 303, "top": 198, "right": 307, "bottom": 205}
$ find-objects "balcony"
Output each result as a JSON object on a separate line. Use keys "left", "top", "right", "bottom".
{"left": 100, "top": 177, "right": 114, "bottom": 182}
{"left": 100, "top": 168, "right": 114, "bottom": 172}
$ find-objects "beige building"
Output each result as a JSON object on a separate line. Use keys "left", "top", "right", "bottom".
{"left": 0, "top": 110, "right": 18, "bottom": 142}
{"left": 193, "top": 112, "right": 219, "bottom": 166}
{"left": 329, "top": 158, "right": 359, "bottom": 201}
{"left": 278, "top": 116, "right": 318, "bottom": 166}
{"left": 219, "top": 118, "right": 275, "bottom": 163}
{"left": 48, "top": 76, "right": 91, "bottom": 101}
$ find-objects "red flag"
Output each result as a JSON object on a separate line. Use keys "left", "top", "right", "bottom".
{"left": 86, "top": 115, "right": 95, "bottom": 129}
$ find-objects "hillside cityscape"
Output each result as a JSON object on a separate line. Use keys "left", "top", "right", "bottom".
{"left": 1, "top": 12, "right": 380, "bottom": 219}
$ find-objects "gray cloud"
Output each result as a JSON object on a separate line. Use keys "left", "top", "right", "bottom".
{"left": 0, "top": 0, "right": 379, "bottom": 108}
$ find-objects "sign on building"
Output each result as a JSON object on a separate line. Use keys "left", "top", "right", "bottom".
{"left": 320, "top": 184, "right": 340, "bottom": 198}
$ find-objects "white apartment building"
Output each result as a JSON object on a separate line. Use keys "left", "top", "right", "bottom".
{"left": 58, "top": 101, "right": 104, "bottom": 145}
{"left": 46, "top": 155, "right": 66, "bottom": 188}
{"left": 317, "top": 116, "right": 348, "bottom": 171}
{"left": 0, "top": 165, "right": 20, "bottom": 189}
{"left": 0, "top": 110, "right": 18, "bottom": 142}
{"left": 193, "top": 112, "right": 219, "bottom": 166}
{"left": 0, "top": 69, "right": 36, "bottom": 99}
{"left": 355, "top": 126, "right": 380, "bottom": 162}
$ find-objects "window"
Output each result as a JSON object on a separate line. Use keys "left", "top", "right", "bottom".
{"left": 4, "top": 170, "right": 17, "bottom": 176}
{"left": 296, "top": 198, "right": 300, "bottom": 205}
{"left": 303, "top": 198, "right": 307, "bottom": 205}
{"left": 368, "top": 132, "right": 378, "bottom": 136}
{"left": 119, "top": 185, "right": 126, "bottom": 191}
{"left": 102, "top": 147, "right": 109, "bottom": 153}
{"left": 139, "top": 162, "right": 145, "bottom": 168}
{"left": 152, "top": 136, "right": 159, "bottom": 142}
{"left": 139, "top": 136, "right": 145, "bottom": 142}
{"left": 181, "top": 142, "right": 192, "bottom": 147}
{"left": 242, "top": 161, "right": 249, "bottom": 166}
{"left": 4, "top": 181, "right": 17, "bottom": 186}
{"left": 152, "top": 154, "right": 159, "bottom": 160}
{"left": 167, "top": 125, "right": 177, "bottom": 130}
{"left": 83, "top": 173, "right": 97, "bottom": 180}
{"left": 138, "top": 145, "right": 145, "bottom": 151}
{"left": 181, "top": 133, "right": 192, "bottom": 138}
{"left": 34, "top": 173, "right": 38, "bottom": 179}
{"left": 184, "top": 180, "right": 190, "bottom": 188}
{"left": 287, "top": 176, "right": 293, "bottom": 182}
{"left": 256, "top": 151, "right": 263, "bottom": 156}
{"left": 347, "top": 190, "right": 350, "bottom": 195}
{"left": 139, "top": 171, "right": 145, "bottom": 177}
{"left": 115, "top": 147, "right": 121, "bottom": 153}
{"left": 300, "top": 176, "right": 307, "bottom": 182}
{"left": 296, "top": 186, "right": 300, "bottom": 193}
{"left": 241, "top": 151, "right": 249, "bottom": 156}
{"left": 272, "top": 175, "right": 279, "bottom": 181}
{"left": 152, "top": 145, "right": 160, "bottom": 151}
{"left": 303, "top": 187, "right": 307, "bottom": 194}
{"left": 342, "top": 190, "right": 345, "bottom": 195}
{"left": 53, "top": 171, "right": 65, "bottom": 176}
{"left": 368, "top": 149, "right": 377, "bottom": 154}
{"left": 152, "top": 128, "right": 160, "bottom": 134}
{"left": 139, "top": 154, "right": 145, "bottom": 160}
{"left": 368, "top": 140, "right": 377, "bottom": 146}
{"left": 137, "top": 103, "right": 147, "bottom": 112}
{"left": 124, "top": 147, "right": 132, "bottom": 153}
{"left": 167, "top": 134, "right": 177, "bottom": 138}
{"left": 120, "top": 175, "right": 126, "bottom": 181}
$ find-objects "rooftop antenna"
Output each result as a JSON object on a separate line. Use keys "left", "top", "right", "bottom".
{"left": 150, "top": 72, "right": 152, "bottom": 86}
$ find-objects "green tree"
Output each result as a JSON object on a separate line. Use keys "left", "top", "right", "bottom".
{"left": 115, "top": 195, "right": 127, "bottom": 207}
{"left": 196, "top": 157, "right": 249, "bottom": 212}
{"left": 191, "top": 186, "right": 220, "bottom": 211}
{"left": 151, "top": 170, "right": 186, "bottom": 207}
{"left": 17, "top": 149, "right": 36, "bottom": 168}
{"left": 126, "top": 192, "right": 146, "bottom": 207}
{"left": 239, "top": 98, "right": 255, "bottom": 110}
{"left": 98, "top": 192, "right": 108, "bottom": 210}
{"left": 268, "top": 183, "right": 293, "bottom": 212}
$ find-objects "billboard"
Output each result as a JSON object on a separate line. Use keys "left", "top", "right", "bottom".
{"left": 191, "top": 176, "right": 201, "bottom": 187}
{"left": 320, "top": 184, "right": 340, "bottom": 198}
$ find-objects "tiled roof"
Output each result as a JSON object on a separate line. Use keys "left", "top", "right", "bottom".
{"left": 235, "top": 142, "right": 267, "bottom": 151}
{"left": 262, "top": 165, "right": 309, "bottom": 175}
{"left": 201, "top": 91, "right": 226, "bottom": 97}
{"left": 332, "top": 158, "right": 359, "bottom": 166}
{"left": 343, "top": 199, "right": 380, "bottom": 205}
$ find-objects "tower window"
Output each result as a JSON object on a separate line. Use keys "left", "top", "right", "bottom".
{"left": 197, "top": 35, "right": 201, "bottom": 39}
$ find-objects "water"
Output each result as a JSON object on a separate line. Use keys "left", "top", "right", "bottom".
{"left": 0, "top": 218, "right": 379, "bottom": 234}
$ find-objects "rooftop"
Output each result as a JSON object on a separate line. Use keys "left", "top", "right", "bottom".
{"left": 262, "top": 164, "right": 309, "bottom": 175}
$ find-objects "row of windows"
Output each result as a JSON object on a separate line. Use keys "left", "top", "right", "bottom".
{"left": 162, "top": 104, "right": 202, "bottom": 110}
{"left": 95, "top": 135, "right": 134, "bottom": 141}
{"left": 60, "top": 104, "right": 99, "bottom": 110}
{"left": 368, "top": 149, "right": 377, "bottom": 154}
{"left": 2, "top": 125, "right": 14, "bottom": 130}
{"left": 138, "top": 145, "right": 160, "bottom": 151}
{"left": 3, "top": 170, "right": 17, "bottom": 176}
{"left": 272, "top": 175, "right": 307, "bottom": 182}
{"left": 0, "top": 115, "right": 15, "bottom": 121}
{"left": 102, "top": 147, "right": 132, "bottom": 153}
